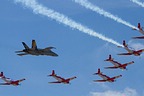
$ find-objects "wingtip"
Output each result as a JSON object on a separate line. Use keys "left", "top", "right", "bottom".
{"left": 93, "top": 80, "right": 97, "bottom": 82}
{"left": 22, "top": 42, "right": 25, "bottom": 44}
{"left": 93, "top": 73, "right": 97, "bottom": 75}
{"left": 104, "top": 67, "right": 109, "bottom": 69}
{"left": 132, "top": 37, "right": 137, "bottom": 39}
{"left": 119, "top": 75, "right": 122, "bottom": 77}
{"left": 117, "top": 53, "right": 121, "bottom": 55}
{"left": 48, "top": 82, "right": 53, "bottom": 84}
{"left": 17, "top": 54, "right": 23, "bottom": 56}
{"left": 15, "top": 50, "right": 23, "bottom": 53}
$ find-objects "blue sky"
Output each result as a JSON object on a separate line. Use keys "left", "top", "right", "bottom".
{"left": 0, "top": 0, "right": 144, "bottom": 96}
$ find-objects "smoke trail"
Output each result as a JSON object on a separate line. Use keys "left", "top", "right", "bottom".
{"left": 130, "top": 0, "right": 144, "bottom": 7}
{"left": 14, "top": 0, "right": 122, "bottom": 47}
{"left": 74, "top": 0, "right": 138, "bottom": 30}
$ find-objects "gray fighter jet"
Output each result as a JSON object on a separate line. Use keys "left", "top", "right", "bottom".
{"left": 15, "top": 40, "right": 58, "bottom": 56}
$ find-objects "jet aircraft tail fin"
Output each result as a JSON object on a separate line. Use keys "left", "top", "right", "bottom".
{"left": 31, "top": 40, "right": 38, "bottom": 50}
{"left": 22, "top": 42, "right": 30, "bottom": 49}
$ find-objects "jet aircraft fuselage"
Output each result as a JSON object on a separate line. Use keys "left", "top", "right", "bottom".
{"left": 16, "top": 40, "right": 58, "bottom": 56}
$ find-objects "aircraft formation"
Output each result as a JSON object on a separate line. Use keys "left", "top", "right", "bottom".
{"left": 93, "top": 23, "right": 144, "bottom": 82}
{"left": 0, "top": 23, "right": 144, "bottom": 86}
{"left": 0, "top": 39, "right": 77, "bottom": 85}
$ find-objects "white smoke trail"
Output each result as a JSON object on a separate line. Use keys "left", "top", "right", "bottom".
{"left": 14, "top": 0, "right": 122, "bottom": 47}
{"left": 130, "top": 0, "right": 144, "bottom": 7}
{"left": 74, "top": 0, "right": 138, "bottom": 30}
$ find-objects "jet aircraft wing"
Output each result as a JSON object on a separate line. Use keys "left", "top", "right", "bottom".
{"left": 44, "top": 47, "right": 56, "bottom": 51}
{"left": 15, "top": 50, "right": 24, "bottom": 53}
{"left": 17, "top": 53, "right": 29, "bottom": 56}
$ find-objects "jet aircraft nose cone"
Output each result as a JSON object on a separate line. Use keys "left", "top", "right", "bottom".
{"left": 53, "top": 53, "right": 58, "bottom": 56}
{"left": 50, "top": 52, "right": 58, "bottom": 56}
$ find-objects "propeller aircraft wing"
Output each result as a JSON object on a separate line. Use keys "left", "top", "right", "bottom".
{"left": 111, "top": 75, "right": 122, "bottom": 79}
{"left": 48, "top": 81, "right": 61, "bottom": 83}
{"left": 117, "top": 53, "right": 133, "bottom": 55}
{"left": 93, "top": 80, "right": 107, "bottom": 82}
{"left": 132, "top": 36, "right": 144, "bottom": 39}
{"left": 104, "top": 66, "right": 118, "bottom": 69}
{"left": 0, "top": 83, "right": 11, "bottom": 85}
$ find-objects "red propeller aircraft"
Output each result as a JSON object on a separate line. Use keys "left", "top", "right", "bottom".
{"left": 93, "top": 69, "right": 122, "bottom": 82}
{"left": 132, "top": 23, "right": 144, "bottom": 39}
{"left": 48, "top": 70, "right": 76, "bottom": 84}
{"left": 0, "top": 78, "right": 26, "bottom": 86}
{"left": 0, "top": 72, "right": 25, "bottom": 86}
{"left": 93, "top": 68, "right": 122, "bottom": 82}
{"left": 104, "top": 55, "right": 134, "bottom": 70}
{"left": 117, "top": 40, "right": 144, "bottom": 56}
